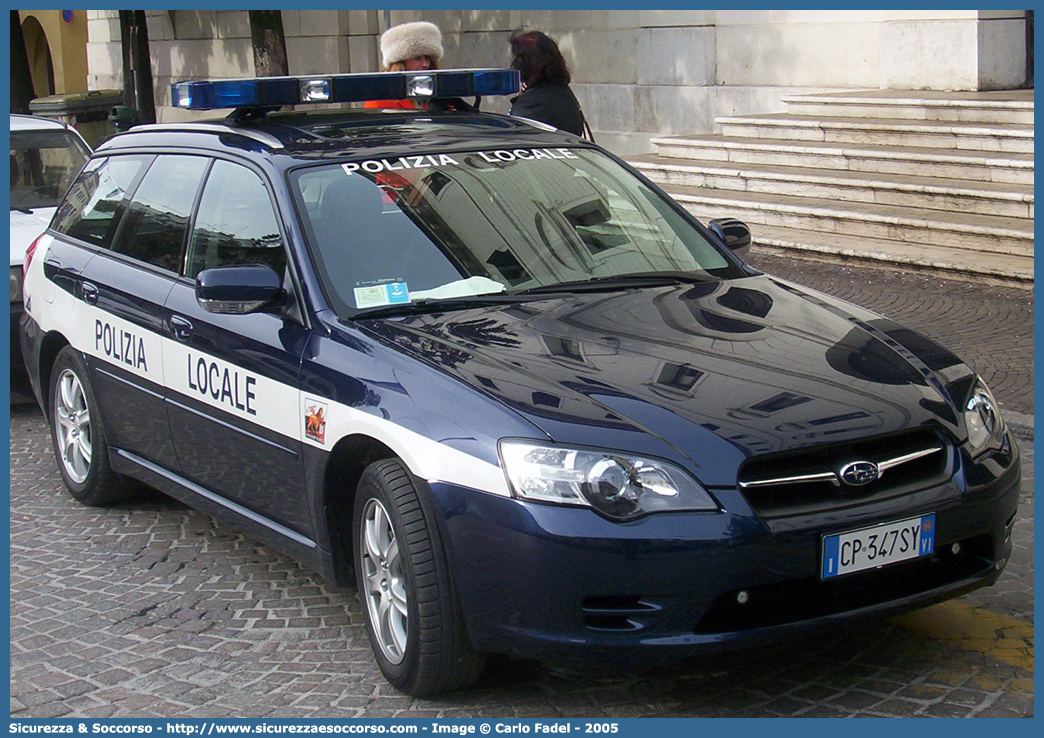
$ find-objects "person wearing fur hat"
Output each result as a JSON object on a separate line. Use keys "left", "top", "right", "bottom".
{"left": 364, "top": 21, "right": 444, "bottom": 109}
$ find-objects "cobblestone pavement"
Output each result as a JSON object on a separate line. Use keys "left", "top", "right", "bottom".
{"left": 9, "top": 254, "right": 1034, "bottom": 718}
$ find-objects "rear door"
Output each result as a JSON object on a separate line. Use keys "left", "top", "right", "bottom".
{"left": 48, "top": 153, "right": 210, "bottom": 470}
{"left": 162, "top": 157, "right": 312, "bottom": 535}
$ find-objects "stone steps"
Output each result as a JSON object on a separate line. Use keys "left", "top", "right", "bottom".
{"left": 630, "top": 155, "right": 1034, "bottom": 219}
{"left": 649, "top": 136, "right": 1034, "bottom": 185}
{"left": 633, "top": 89, "right": 1034, "bottom": 283}
{"left": 716, "top": 113, "right": 1033, "bottom": 153}
{"left": 667, "top": 185, "right": 1033, "bottom": 258}
{"left": 780, "top": 89, "right": 1036, "bottom": 125}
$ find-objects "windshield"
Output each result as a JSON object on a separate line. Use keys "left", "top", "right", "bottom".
{"left": 10, "top": 128, "right": 90, "bottom": 211}
{"left": 290, "top": 146, "right": 743, "bottom": 317}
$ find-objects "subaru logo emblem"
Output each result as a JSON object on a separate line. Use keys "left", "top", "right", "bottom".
{"left": 839, "top": 461, "right": 880, "bottom": 486}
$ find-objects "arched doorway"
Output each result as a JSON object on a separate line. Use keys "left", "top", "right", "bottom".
{"left": 21, "top": 15, "right": 55, "bottom": 97}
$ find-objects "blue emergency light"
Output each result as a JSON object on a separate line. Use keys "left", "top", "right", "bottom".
{"left": 172, "top": 69, "right": 520, "bottom": 111}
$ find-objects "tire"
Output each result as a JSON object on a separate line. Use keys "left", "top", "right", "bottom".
{"left": 48, "top": 346, "right": 136, "bottom": 506}
{"left": 353, "top": 458, "right": 485, "bottom": 696}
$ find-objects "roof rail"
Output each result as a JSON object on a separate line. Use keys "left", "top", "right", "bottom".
{"left": 119, "top": 122, "right": 285, "bottom": 150}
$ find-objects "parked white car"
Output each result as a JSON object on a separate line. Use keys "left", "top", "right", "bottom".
{"left": 10, "top": 113, "right": 90, "bottom": 370}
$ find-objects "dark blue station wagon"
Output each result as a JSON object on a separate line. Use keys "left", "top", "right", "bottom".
{"left": 20, "top": 71, "right": 1020, "bottom": 696}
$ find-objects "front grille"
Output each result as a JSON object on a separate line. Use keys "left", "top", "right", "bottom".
{"left": 737, "top": 429, "right": 951, "bottom": 519}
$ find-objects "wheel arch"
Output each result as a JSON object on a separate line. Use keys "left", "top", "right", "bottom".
{"left": 37, "top": 330, "right": 71, "bottom": 419}
{"left": 322, "top": 433, "right": 398, "bottom": 586}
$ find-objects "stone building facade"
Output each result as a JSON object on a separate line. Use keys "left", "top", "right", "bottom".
{"left": 18, "top": 9, "right": 90, "bottom": 96}
{"left": 84, "top": 9, "right": 1031, "bottom": 155}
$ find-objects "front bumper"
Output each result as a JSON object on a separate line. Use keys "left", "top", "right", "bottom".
{"left": 428, "top": 435, "right": 1020, "bottom": 666}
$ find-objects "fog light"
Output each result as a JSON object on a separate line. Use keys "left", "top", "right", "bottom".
{"left": 736, "top": 590, "right": 749, "bottom": 605}
{"left": 950, "top": 543, "right": 961, "bottom": 556}
{"left": 995, "top": 557, "right": 1007, "bottom": 571}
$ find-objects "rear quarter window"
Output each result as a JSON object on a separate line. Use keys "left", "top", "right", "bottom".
{"left": 52, "top": 155, "right": 151, "bottom": 247}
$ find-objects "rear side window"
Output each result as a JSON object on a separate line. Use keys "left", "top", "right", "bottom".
{"left": 185, "top": 160, "right": 285, "bottom": 279}
{"left": 110, "top": 155, "right": 209, "bottom": 272}
{"left": 52, "top": 155, "right": 151, "bottom": 247}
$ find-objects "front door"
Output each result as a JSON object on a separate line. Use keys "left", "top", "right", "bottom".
{"left": 163, "top": 158, "right": 312, "bottom": 535}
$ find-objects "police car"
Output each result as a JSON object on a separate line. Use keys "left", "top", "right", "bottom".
{"left": 20, "top": 70, "right": 1020, "bottom": 696}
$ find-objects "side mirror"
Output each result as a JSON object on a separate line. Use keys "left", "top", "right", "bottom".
{"left": 195, "top": 264, "right": 283, "bottom": 315}
{"left": 709, "top": 218, "right": 752, "bottom": 258}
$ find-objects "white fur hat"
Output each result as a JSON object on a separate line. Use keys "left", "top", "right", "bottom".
{"left": 380, "top": 21, "right": 444, "bottom": 67}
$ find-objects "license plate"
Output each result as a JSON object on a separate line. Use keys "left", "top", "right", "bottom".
{"left": 821, "top": 514, "right": 935, "bottom": 579}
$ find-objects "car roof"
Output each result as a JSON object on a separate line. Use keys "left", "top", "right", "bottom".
{"left": 94, "top": 108, "right": 589, "bottom": 164}
{"left": 10, "top": 113, "right": 74, "bottom": 132}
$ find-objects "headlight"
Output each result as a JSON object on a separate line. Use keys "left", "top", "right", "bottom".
{"left": 11, "top": 266, "right": 23, "bottom": 303}
{"left": 499, "top": 440, "right": 718, "bottom": 520}
{"left": 964, "top": 379, "right": 1005, "bottom": 457}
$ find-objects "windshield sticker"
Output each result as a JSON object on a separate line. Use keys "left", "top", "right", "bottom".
{"left": 341, "top": 148, "right": 578, "bottom": 176}
{"left": 354, "top": 281, "right": 410, "bottom": 308}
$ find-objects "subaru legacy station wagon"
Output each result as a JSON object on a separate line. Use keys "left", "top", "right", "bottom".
{"left": 20, "top": 70, "right": 1019, "bottom": 696}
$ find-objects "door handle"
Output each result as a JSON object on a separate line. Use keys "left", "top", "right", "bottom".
{"left": 81, "top": 282, "right": 99, "bottom": 305}
{"left": 170, "top": 315, "right": 194, "bottom": 342}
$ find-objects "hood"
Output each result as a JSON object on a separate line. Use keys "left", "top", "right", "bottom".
{"left": 10, "top": 208, "right": 55, "bottom": 266}
{"left": 362, "top": 276, "right": 970, "bottom": 486}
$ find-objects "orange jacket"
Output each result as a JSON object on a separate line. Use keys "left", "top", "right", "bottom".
{"left": 363, "top": 99, "right": 417, "bottom": 109}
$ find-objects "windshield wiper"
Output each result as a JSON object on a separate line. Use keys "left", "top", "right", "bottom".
{"left": 514, "top": 271, "right": 711, "bottom": 296}
{"left": 348, "top": 293, "right": 527, "bottom": 320}
{"left": 11, "top": 205, "right": 33, "bottom": 214}
{"left": 348, "top": 272, "right": 714, "bottom": 319}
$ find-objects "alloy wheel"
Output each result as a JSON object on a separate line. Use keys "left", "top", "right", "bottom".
{"left": 361, "top": 497, "right": 408, "bottom": 664}
{"left": 54, "top": 368, "right": 92, "bottom": 484}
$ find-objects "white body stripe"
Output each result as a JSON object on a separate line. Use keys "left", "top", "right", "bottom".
{"left": 164, "top": 340, "right": 299, "bottom": 437}
{"left": 26, "top": 237, "right": 167, "bottom": 391}
{"left": 305, "top": 397, "right": 509, "bottom": 496}
{"left": 24, "top": 235, "right": 511, "bottom": 497}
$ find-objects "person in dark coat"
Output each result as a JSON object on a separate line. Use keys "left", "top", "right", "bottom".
{"left": 508, "top": 30, "right": 588, "bottom": 137}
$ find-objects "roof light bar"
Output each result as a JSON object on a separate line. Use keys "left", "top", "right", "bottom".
{"left": 172, "top": 69, "right": 520, "bottom": 111}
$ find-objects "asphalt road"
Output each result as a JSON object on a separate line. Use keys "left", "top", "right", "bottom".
{"left": 8, "top": 251, "right": 1034, "bottom": 718}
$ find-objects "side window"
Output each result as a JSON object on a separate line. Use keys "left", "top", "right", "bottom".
{"left": 52, "top": 155, "right": 151, "bottom": 247}
{"left": 110, "top": 155, "right": 209, "bottom": 272}
{"left": 186, "top": 160, "right": 285, "bottom": 279}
